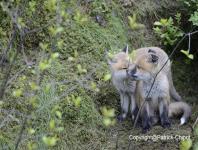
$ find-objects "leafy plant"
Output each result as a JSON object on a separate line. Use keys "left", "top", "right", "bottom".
{"left": 189, "top": 11, "right": 198, "bottom": 26}
{"left": 180, "top": 50, "right": 194, "bottom": 60}
{"left": 180, "top": 139, "right": 192, "bottom": 150}
{"left": 153, "top": 17, "right": 183, "bottom": 46}
{"left": 100, "top": 106, "right": 116, "bottom": 127}
{"left": 128, "top": 14, "right": 145, "bottom": 30}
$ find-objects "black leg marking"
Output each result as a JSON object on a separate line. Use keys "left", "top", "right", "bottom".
{"left": 142, "top": 108, "right": 151, "bottom": 133}
{"left": 133, "top": 105, "right": 139, "bottom": 119}
{"left": 117, "top": 114, "right": 124, "bottom": 122}
{"left": 160, "top": 105, "right": 171, "bottom": 128}
{"left": 132, "top": 106, "right": 142, "bottom": 127}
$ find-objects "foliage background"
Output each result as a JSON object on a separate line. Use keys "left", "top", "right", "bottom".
{"left": 0, "top": 0, "right": 198, "bottom": 149}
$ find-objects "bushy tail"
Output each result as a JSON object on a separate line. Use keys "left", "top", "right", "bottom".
{"left": 168, "top": 69, "right": 182, "bottom": 101}
{"left": 168, "top": 102, "right": 191, "bottom": 125}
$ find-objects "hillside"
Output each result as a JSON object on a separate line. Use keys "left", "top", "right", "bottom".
{"left": 0, "top": 0, "right": 198, "bottom": 150}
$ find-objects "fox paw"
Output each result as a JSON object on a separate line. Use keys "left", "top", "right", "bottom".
{"left": 161, "top": 120, "right": 171, "bottom": 128}
{"left": 142, "top": 125, "right": 151, "bottom": 133}
{"left": 134, "top": 121, "right": 142, "bottom": 128}
{"left": 117, "top": 114, "right": 125, "bottom": 122}
{"left": 142, "top": 122, "right": 151, "bottom": 133}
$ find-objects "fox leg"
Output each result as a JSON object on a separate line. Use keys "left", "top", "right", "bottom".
{"left": 130, "top": 94, "right": 138, "bottom": 120}
{"left": 141, "top": 99, "right": 152, "bottom": 133}
{"left": 117, "top": 92, "right": 129, "bottom": 122}
{"left": 159, "top": 97, "right": 171, "bottom": 128}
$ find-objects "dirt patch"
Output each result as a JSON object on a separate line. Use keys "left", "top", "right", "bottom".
{"left": 105, "top": 114, "right": 195, "bottom": 150}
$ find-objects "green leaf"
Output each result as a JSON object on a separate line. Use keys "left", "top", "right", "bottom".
{"left": 28, "top": 128, "right": 35, "bottom": 135}
{"left": 180, "top": 50, "right": 194, "bottom": 60}
{"left": 0, "top": 101, "right": 4, "bottom": 106}
{"left": 57, "top": 40, "right": 64, "bottom": 49}
{"left": 29, "top": 1, "right": 36, "bottom": 12}
{"left": 55, "top": 27, "right": 64, "bottom": 34}
{"left": 17, "top": 17, "right": 26, "bottom": 28}
{"left": 29, "top": 96, "right": 38, "bottom": 108}
{"left": 44, "top": 0, "right": 57, "bottom": 12}
{"left": 42, "top": 136, "right": 58, "bottom": 147}
{"left": 104, "top": 74, "right": 111, "bottom": 81}
{"left": 44, "top": 84, "right": 51, "bottom": 93}
{"left": 48, "top": 26, "right": 56, "bottom": 36}
{"left": 29, "top": 82, "right": 39, "bottom": 90}
{"left": 188, "top": 54, "right": 194, "bottom": 59}
{"left": 107, "top": 52, "right": 114, "bottom": 59}
{"left": 128, "top": 14, "right": 145, "bottom": 30}
{"left": 154, "top": 21, "right": 162, "bottom": 26}
{"left": 179, "top": 139, "right": 192, "bottom": 150}
{"left": 101, "top": 107, "right": 115, "bottom": 117}
{"left": 74, "top": 50, "right": 78, "bottom": 58}
{"left": 103, "top": 117, "right": 112, "bottom": 126}
{"left": 73, "top": 96, "right": 81, "bottom": 107}
{"left": 68, "top": 57, "right": 75, "bottom": 62}
{"left": 39, "top": 60, "right": 50, "bottom": 71}
{"left": 38, "top": 42, "right": 47, "bottom": 51}
{"left": 49, "top": 120, "right": 55, "bottom": 129}
{"left": 77, "top": 64, "right": 87, "bottom": 74}
{"left": 27, "top": 141, "right": 37, "bottom": 150}
{"left": 189, "top": 11, "right": 198, "bottom": 26}
{"left": 74, "top": 11, "right": 88, "bottom": 24}
{"left": 51, "top": 52, "right": 60, "bottom": 59}
{"left": 55, "top": 111, "right": 62, "bottom": 119}
{"left": 160, "top": 18, "right": 168, "bottom": 25}
{"left": 56, "top": 127, "right": 64, "bottom": 132}
{"left": 13, "top": 89, "right": 23, "bottom": 97}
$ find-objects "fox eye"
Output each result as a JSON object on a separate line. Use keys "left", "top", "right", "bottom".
{"left": 122, "top": 67, "right": 128, "bottom": 69}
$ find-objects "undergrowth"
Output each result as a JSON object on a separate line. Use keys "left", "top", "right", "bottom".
{"left": 0, "top": 0, "right": 197, "bottom": 150}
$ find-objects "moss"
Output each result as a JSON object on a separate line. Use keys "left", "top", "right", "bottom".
{"left": 0, "top": 0, "right": 197, "bottom": 149}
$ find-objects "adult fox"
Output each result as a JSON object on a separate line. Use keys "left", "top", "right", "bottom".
{"left": 127, "top": 47, "right": 191, "bottom": 132}
{"left": 108, "top": 46, "right": 182, "bottom": 122}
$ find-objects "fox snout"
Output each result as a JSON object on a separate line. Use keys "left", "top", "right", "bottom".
{"left": 127, "top": 66, "right": 137, "bottom": 79}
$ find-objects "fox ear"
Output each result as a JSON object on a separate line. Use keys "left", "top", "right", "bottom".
{"left": 148, "top": 49, "right": 156, "bottom": 54}
{"left": 122, "top": 45, "right": 128, "bottom": 54}
{"left": 150, "top": 54, "right": 159, "bottom": 63}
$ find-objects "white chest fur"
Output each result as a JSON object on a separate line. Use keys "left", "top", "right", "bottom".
{"left": 139, "top": 73, "right": 169, "bottom": 100}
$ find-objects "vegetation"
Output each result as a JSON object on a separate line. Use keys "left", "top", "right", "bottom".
{"left": 0, "top": 0, "right": 198, "bottom": 150}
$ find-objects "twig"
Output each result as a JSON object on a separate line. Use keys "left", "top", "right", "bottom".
{"left": 193, "top": 116, "right": 198, "bottom": 129}
{"left": 0, "top": 29, "right": 18, "bottom": 99}
{"left": 115, "top": 131, "right": 119, "bottom": 150}
{"left": 188, "top": 33, "right": 191, "bottom": 53}
{"left": 14, "top": 116, "right": 27, "bottom": 150}
{"left": 6, "top": 66, "right": 26, "bottom": 87}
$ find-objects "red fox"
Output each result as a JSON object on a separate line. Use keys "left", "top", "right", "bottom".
{"left": 108, "top": 45, "right": 138, "bottom": 122}
{"left": 108, "top": 46, "right": 182, "bottom": 123}
{"left": 127, "top": 47, "right": 191, "bottom": 132}
{"left": 131, "top": 47, "right": 181, "bottom": 102}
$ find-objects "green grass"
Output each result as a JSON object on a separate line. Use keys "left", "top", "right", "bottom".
{"left": 0, "top": 0, "right": 197, "bottom": 149}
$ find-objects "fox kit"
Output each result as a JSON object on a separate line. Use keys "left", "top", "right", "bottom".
{"left": 108, "top": 45, "right": 138, "bottom": 121}
{"left": 134, "top": 47, "right": 181, "bottom": 102}
{"left": 127, "top": 48, "right": 191, "bottom": 132}
{"left": 108, "top": 46, "right": 182, "bottom": 123}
